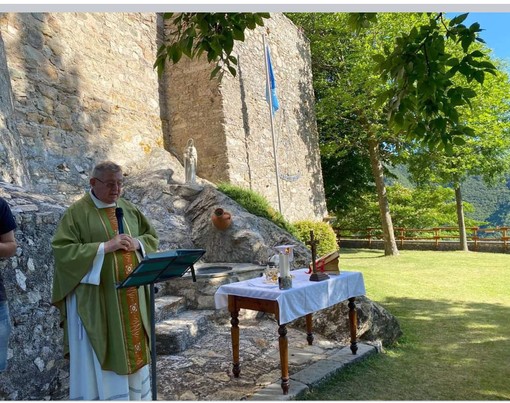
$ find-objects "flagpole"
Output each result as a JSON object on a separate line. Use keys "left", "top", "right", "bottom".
{"left": 263, "top": 33, "right": 283, "bottom": 215}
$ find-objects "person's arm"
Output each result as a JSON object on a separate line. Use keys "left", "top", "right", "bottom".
{"left": 0, "top": 230, "right": 17, "bottom": 258}
{"left": 80, "top": 235, "right": 138, "bottom": 285}
{"left": 80, "top": 243, "right": 106, "bottom": 285}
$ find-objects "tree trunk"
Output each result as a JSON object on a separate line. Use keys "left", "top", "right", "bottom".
{"left": 455, "top": 185, "right": 469, "bottom": 251}
{"left": 367, "top": 138, "right": 399, "bottom": 256}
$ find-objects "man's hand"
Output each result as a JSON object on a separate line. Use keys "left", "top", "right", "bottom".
{"left": 105, "top": 234, "right": 140, "bottom": 253}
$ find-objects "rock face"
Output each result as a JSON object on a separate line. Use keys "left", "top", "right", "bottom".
{"left": 0, "top": 183, "right": 68, "bottom": 400}
{"left": 122, "top": 151, "right": 312, "bottom": 267}
{"left": 186, "top": 186, "right": 311, "bottom": 267}
{"left": 357, "top": 295, "right": 404, "bottom": 346}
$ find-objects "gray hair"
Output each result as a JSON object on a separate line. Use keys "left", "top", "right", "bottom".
{"left": 91, "top": 161, "right": 122, "bottom": 178}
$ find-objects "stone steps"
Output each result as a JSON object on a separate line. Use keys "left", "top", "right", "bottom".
{"left": 154, "top": 289, "right": 219, "bottom": 356}
{"left": 154, "top": 295, "right": 187, "bottom": 322}
{"left": 155, "top": 309, "right": 217, "bottom": 355}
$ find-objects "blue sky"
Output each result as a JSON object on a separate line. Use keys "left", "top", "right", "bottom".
{"left": 447, "top": 12, "right": 510, "bottom": 66}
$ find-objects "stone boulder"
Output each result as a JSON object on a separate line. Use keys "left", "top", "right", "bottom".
{"left": 290, "top": 295, "right": 402, "bottom": 348}
{"left": 356, "top": 295, "right": 403, "bottom": 346}
{"left": 123, "top": 149, "right": 312, "bottom": 266}
{"left": 186, "top": 185, "right": 311, "bottom": 267}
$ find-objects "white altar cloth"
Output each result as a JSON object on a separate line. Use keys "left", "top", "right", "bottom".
{"left": 214, "top": 268, "right": 366, "bottom": 324}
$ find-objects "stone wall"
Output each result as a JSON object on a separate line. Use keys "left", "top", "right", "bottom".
{"left": 0, "top": 13, "right": 162, "bottom": 200}
{"left": 0, "top": 33, "right": 30, "bottom": 187}
{"left": 340, "top": 238, "right": 510, "bottom": 253}
{"left": 0, "top": 183, "right": 68, "bottom": 400}
{"left": 162, "top": 13, "right": 328, "bottom": 222}
{"left": 159, "top": 15, "right": 228, "bottom": 186}
{"left": 1, "top": 12, "right": 326, "bottom": 222}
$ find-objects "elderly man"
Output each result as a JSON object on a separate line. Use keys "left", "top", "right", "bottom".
{"left": 52, "top": 161, "right": 159, "bottom": 400}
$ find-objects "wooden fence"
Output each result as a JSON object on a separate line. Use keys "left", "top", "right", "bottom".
{"left": 335, "top": 226, "right": 510, "bottom": 251}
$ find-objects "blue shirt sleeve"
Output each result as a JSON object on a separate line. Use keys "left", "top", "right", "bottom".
{"left": 0, "top": 197, "right": 16, "bottom": 235}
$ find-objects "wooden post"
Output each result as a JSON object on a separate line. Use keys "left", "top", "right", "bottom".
{"left": 305, "top": 313, "right": 314, "bottom": 345}
{"left": 228, "top": 298, "right": 241, "bottom": 378}
{"left": 348, "top": 297, "right": 358, "bottom": 354}
{"left": 278, "top": 324, "right": 290, "bottom": 395}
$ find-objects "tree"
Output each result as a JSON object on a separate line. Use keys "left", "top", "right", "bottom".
{"left": 154, "top": 12, "right": 270, "bottom": 78}
{"left": 402, "top": 64, "right": 510, "bottom": 250}
{"left": 287, "top": 12, "right": 500, "bottom": 255}
{"left": 287, "top": 12, "right": 441, "bottom": 256}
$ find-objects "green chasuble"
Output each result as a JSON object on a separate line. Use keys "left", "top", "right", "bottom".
{"left": 51, "top": 193, "right": 159, "bottom": 375}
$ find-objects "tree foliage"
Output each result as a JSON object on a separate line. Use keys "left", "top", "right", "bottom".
{"left": 287, "top": 13, "right": 440, "bottom": 255}
{"left": 334, "top": 183, "right": 483, "bottom": 230}
{"left": 286, "top": 13, "right": 426, "bottom": 215}
{"left": 403, "top": 63, "right": 510, "bottom": 188}
{"left": 216, "top": 182, "right": 298, "bottom": 236}
{"left": 293, "top": 220, "right": 338, "bottom": 256}
{"left": 287, "top": 12, "right": 506, "bottom": 249}
{"left": 154, "top": 12, "right": 270, "bottom": 78}
{"left": 400, "top": 60, "right": 510, "bottom": 249}
{"left": 370, "top": 12, "right": 498, "bottom": 153}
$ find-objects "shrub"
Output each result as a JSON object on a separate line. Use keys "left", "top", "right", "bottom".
{"left": 293, "top": 220, "right": 338, "bottom": 257}
{"left": 217, "top": 183, "right": 298, "bottom": 237}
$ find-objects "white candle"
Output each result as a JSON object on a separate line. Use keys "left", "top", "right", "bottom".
{"left": 280, "top": 253, "right": 289, "bottom": 277}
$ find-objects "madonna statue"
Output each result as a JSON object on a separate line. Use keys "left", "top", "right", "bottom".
{"left": 184, "top": 138, "right": 198, "bottom": 184}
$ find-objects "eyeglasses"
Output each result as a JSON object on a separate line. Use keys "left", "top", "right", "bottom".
{"left": 94, "top": 177, "right": 124, "bottom": 189}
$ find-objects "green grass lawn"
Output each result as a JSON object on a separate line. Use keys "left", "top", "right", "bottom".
{"left": 302, "top": 248, "right": 510, "bottom": 400}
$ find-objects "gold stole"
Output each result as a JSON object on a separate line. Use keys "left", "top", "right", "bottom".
{"left": 104, "top": 207, "right": 149, "bottom": 372}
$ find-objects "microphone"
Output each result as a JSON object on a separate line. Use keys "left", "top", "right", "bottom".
{"left": 115, "top": 207, "right": 124, "bottom": 234}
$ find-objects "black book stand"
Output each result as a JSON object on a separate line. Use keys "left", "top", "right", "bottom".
{"left": 117, "top": 249, "right": 206, "bottom": 400}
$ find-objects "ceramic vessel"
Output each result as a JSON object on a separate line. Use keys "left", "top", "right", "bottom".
{"left": 211, "top": 207, "right": 232, "bottom": 230}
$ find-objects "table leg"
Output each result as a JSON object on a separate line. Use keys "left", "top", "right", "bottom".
{"left": 305, "top": 313, "right": 314, "bottom": 345}
{"left": 348, "top": 297, "right": 358, "bottom": 354}
{"left": 278, "top": 324, "right": 290, "bottom": 395}
{"left": 230, "top": 310, "right": 241, "bottom": 377}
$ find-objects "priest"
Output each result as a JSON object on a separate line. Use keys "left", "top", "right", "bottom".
{"left": 52, "top": 161, "right": 159, "bottom": 400}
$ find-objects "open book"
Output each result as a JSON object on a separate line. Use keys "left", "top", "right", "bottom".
{"left": 308, "top": 250, "right": 340, "bottom": 274}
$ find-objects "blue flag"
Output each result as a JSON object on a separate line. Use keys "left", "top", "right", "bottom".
{"left": 265, "top": 45, "right": 280, "bottom": 115}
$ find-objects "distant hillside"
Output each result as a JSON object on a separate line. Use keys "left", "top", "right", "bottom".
{"left": 461, "top": 176, "right": 510, "bottom": 227}
{"left": 386, "top": 165, "right": 510, "bottom": 227}
{"left": 385, "top": 164, "right": 414, "bottom": 188}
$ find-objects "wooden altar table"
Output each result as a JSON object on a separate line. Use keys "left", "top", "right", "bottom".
{"left": 214, "top": 268, "right": 366, "bottom": 395}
